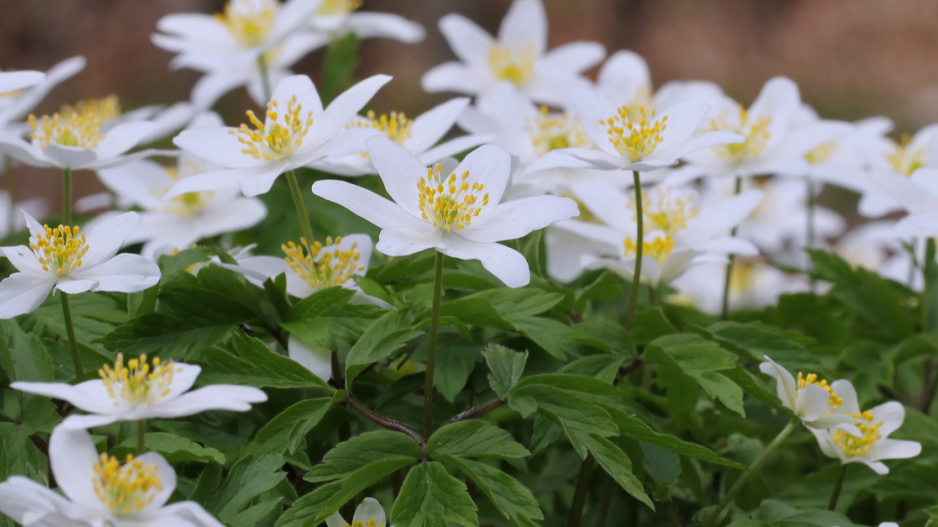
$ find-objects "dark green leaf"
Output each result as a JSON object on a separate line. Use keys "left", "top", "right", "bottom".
{"left": 568, "top": 321, "right": 636, "bottom": 357}
{"left": 391, "top": 462, "right": 478, "bottom": 527}
{"left": 582, "top": 433, "right": 653, "bottom": 509}
{"left": 427, "top": 420, "right": 529, "bottom": 460}
{"left": 444, "top": 457, "right": 543, "bottom": 527}
{"left": 483, "top": 344, "right": 527, "bottom": 400}
{"left": 244, "top": 397, "right": 334, "bottom": 457}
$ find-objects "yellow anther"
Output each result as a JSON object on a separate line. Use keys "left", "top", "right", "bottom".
{"left": 348, "top": 110, "right": 412, "bottom": 146}
{"left": 418, "top": 165, "right": 488, "bottom": 232}
{"left": 215, "top": 0, "right": 276, "bottom": 47}
{"left": 282, "top": 237, "right": 363, "bottom": 290}
{"left": 28, "top": 223, "right": 89, "bottom": 274}
{"left": 796, "top": 371, "right": 844, "bottom": 409}
{"left": 161, "top": 166, "right": 213, "bottom": 217}
{"left": 634, "top": 187, "right": 699, "bottom": 236}
{"left": 28, "top": 95, "right": 119, "bottom": 150}
{"left": 805, "top": 142, "right": 837, "bottom": 165}
{"left": 318, "top": 0, "right": 362, "bottom": 16}
{"left": 488, "top": 44, "right": 536, "bottom": 87}
{"left": 886, "top": 133, "right": 926, "bottom": 176}
{"left": 623, "top": 234, "right": 675, "bottom": 264}
{"left": 708, "top": 104, "right": 772, "bottom": 162}
{"left": 98, "top": 353, "right": 177, "bottom": 407}
{"left": 603, "top": 106, "right": 667, "bottom": 161}
{"left": 525, "top": 106, "right": 593, "bottom": 156}
{"left": 832, "top": 410, "right": 882, "bottom": 457}
{"left": 231, "top": 95, "right": 313, "bottom": 160}
{"left": 93, "top": 452, "right": 164, "bottom": 516}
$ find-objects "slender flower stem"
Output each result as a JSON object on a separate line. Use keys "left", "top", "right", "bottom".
{"left": 424, "top": 252, "right": 445, "bottom": 437}
{"left": 59, "top": 292, "right": 83, "bottom": 382}
{"left": 720, "top": 176, "right": 743, "bottom": 320}
{"left": 625, "top": 170, "right": 643, "bottom": 331}
{"left": 704, "top": 420, "right": 798, "bottom": 527}
{"left": 442, "top": 398, "right": 505, "bottom": 426}
{"left": 257, "top": 54, "right": 272, "bottom": 103}
{"left": 827, "top": 464, "right": 847, "bottom": 510}
{"left": 806, "top": 178, "right": 817, "bottom": 292}
{"left": 4, "top": 155, "right": 15, "bottom": 231}
{"left": 346, "top": 392, "right": 424, "bottom": 445}
{"left": 285, "top": 170, "right": 315, "bottom": 244}
{"left": 568, "top": 455, "right": 595, "bottom": 527}
{"left": 136, "top": 419, "right": 147, "bottom": 455}
{"left": 62, "top": 167, "right": 73, "bottom": 225}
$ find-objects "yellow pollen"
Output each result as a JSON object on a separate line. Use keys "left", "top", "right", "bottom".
{"left": 230, "top": 95, "right": 313, "bottom": 160}
{"left": 348, "top": 110, "right": 412, "bottom": 146}
{"left": 93, "top": 452, "right": 164, "bottom": 516}
{"left": 161, "top": 166, "right": 213, "bottom": 217}
{"left": 215, "top": 0, "right": 276, "bottom": 47}
{"left": 29, "top": 223, "right": 88, "bottom": 275}
{"left": 488, "top": 43, "right": 536, "bottom": 87}
{"left": 603, "top": 106, "right": 667, "bottom": 161}
{"left": 796, "top": 372, "right": 843, "bottom": 409}
{"left": 526, "top": 106, "right": 593, "bottom": 155}
{"left": 623, "top": 234, "right": 674, "bottom": 264}
{"left": 805, "top": 142, "right": 837, "bottom": 165}
{"left": 98, "top": 353, "right": 177, "bottom": 407}
{"left": 637, "top": 188, "right": 699, "bottom": 236}
{"left": 886, "top": 133, "right": 926, "bottom": 176}
{"left": 282, "top": 236, "right": 364, "bottom": 290}
{"left": 28, "top": 95, "right": 119, "bottom": 150}
{"left": 833, "top": 410, "right": 882, "bottom": 457}
{"left": 417, "top": 164, "right": 489, "bottom": 232}
{"left": 729, "top": 259, "right": 758, "bottom": 295}
{"left": 708, "top": 104, "right": 772, "bottom": 162}
{"left": 317, "top": 0, "right": 362, "bottom": 15}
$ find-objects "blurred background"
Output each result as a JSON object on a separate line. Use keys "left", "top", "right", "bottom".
{"left": 3, "top": 0, "right": 938, "bottom": 207}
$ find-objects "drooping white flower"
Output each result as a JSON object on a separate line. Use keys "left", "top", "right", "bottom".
{"left": 0, "top": 57, "right": 84, "bottom": 129}
{"left": 313, "top": 137, "right": 579, "bottom": 287}
{"left": 96, "top": 113, "right": 267, "bottom": 258}
{"left": 309, "top": 0, "right": 424, "bottom": 44}
{"left": 325, "top": 497, "right": 389, "bottom": 527}
{"left": 421, "top": 0, "right": 605, "bottom": 106}
{"left": 12, "top": 352, "right": 267, "bottom": 430}
{"left": 0, "top": 211, "right": 161, "bottom": 319}
{"left": 317, "top": 97, "right": 490, "bottom": 177}
{"left": 166, "top": 74, "right": 390, "bottom": 198}
{"left": 759, "top": 357, "right": 861, "bottom": 432}
{"left": 0, "top": 427, "right": 225, "bottom": 527}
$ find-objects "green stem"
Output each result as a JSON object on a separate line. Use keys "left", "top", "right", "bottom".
{"left": 568, "top": 455, "right": 595, "bottom": 527}
{"left": 423, "top": 252, "right": 445, "bottom": 437}
{"left": 285, "top": 170, "right": 314, "bottom": 244}
{"left": 136, "top": 419, "right": 147, "bottom": 455}
{"left": 806, "top": 178, "right": 816, "bottom": 293}
{"left": 720, "top": 176, "right": 743, "bottom": 320}
{"left": 62, "top": 167, "right": 72, "bottom": 225}
{"left": 4, "top": 155, "right": 15, "bottom": 231}
{"left": 704, "top": 420, "right": 798, "bottom": 527}
{"left": 59, "top": 292, "right": 83, "bottom": 382}
{"left": 625, "top": 170, "right": 643, "bottom": 331}
{"left": 827, "top": 464, "right": 847, "bottom": 510}
{"left": 257, "top": 54, "right": 272, "bottom": 103}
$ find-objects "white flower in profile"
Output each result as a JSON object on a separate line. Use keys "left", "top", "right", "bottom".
{"left": 96, "top": 113, "right": 267, "bottom": 259}
{"left": 313, "top": 138, "right": 579, "bottom": 287}
{"left": 0, "top": 427, "right": 225, "bottom": 527}
{"left": 558, "top": 182, "right": 761, "bottom": 286}
{"left": 421, "top": 0, "right": 605, "bottom": 107}
{"left": 12, "top": 352, "right": 267, "bottom": 430}
{"left": 167, "top": 74, "right": 390, "bottom": 198}
{"left": 318, "top": 97, "right": 490, "bottom": 177}
{"left": 309, "top": 0, "right": 424, "bottom": 44}
{"left": 0, "top": 71, "right": 44, "bottom": 95}
{"left": 759, "top": 357, "right": 861, "bottom": 432}
{"left": 0, "top": 211, "right": 161, "bottom": 319}
{"left": 326, "top": 497, "right": 388, "bottom": 527}
{"left": 0, "top": 95, "right": 158, "bottom": 171}
{"left": 809, "top": 396, "right": 921, "bottom": 475}
{"left": 0, "top": 57, "right": 84, "bottom": 129}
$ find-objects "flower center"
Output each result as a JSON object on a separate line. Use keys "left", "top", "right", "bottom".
{"left": 805, "top": 142, "right": 837, "bottom": 165}
{"left": 282, "top": 236, "right": 364, "bottom": 290}
{"left": 833, "top": 410, "right": 882, "bottom": 457}
{"left": 623, "top": 233, "right": 674, "bottom": 264}
{"left": 161, "top": 165, "right": 213, "bottom": 218}
{"left": 348, "top": 110, "right": 412, "bottom": 146}
{"left": 93, "top": 452, "right": 164, "bottom": 516}
{"left": 29, "top": 224, "right": 88, "bottom": 275}
{"left": 215, "top": 0, "right": 276, "bottom": 47}
{"left": 797, "top": 372, "right": 843, "bottom": 410}
{"left": 99, "top": 353, "right": 176, "bottom": 407}
{"left": 526, "top": 106, "right": 593, "bottom": 156}
{"left": 488, "top": 44, "right": 536, "bottom": 87}
{"left": 602, "top": 106, "right": 667, "bottom": 161}
{"left": 639, "top": 188, "right": 699, "bottom": 236}
{"left": 708, "top": 105, "right": 772, "bottom": 163}
{"left": 417, "top": 164, "right": 490, "bottom": 232}
{"left": 28, "top": 96, "right": 119, "bottom": 150}
{"left": 318, "top": 0, "right": 362, "bottom": 15}
{"left": 886, "top": 133, "right": 926, "bottom": 176}
{"left": 346, "top": 521, "right": 384, "bottom": 527}
{"left": 232, "top": 95, "right": 313, "bottom": 161}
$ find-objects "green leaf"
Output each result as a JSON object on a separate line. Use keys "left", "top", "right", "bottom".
{"left": 558, "top": 355, "right": 623, "bottom": 384}
{"left": 444, "top": 457, "right": 543, "bottom": 527}
{"left": 206, "top": 454, "right": 287, "bottom": 522}
{"left": 198, "top": 333, "right": 333, "bottom": 391}
{"left": 582, "top": 433, "right": 654, "bottom": 510}
{"left": 97, "top": 312, "right": 232, "bottom": 359}
{"left": 510, "top": 384, "right": 618, "bottom": 457}
{"left": 441, "top": 288, "right": 563, "bottom": 325}
{"left": 512, "top": 316, "right": 574, "bottom": 360}
{"left": 157, "top": 246, "right": 215, "bottom": 276}
{"left": 346, "top": 308, "right": 423, "bottom": 381}
{"left": 483, "top": 344, "right": 527, "bottom": 400}
{"left": 282, "top": 287, "right": 384, "bottom": 349}
{"left": 568, "top": 321, "right": 637, "bottom": 357}
{"left": 117, "top": 432, "right": 225, "bottom": 464}
{"left": 427, "top": 420, "right": 530, "bottom": 460}
{"left": 160, "top": 265, "right": 260, "bottom": 323}
{"left": 391, "top": 462, "right": 478, "bottom": 527}
{"left": 305, "top": 430, "right": 421, "bottom": 483}
{"left": 630, "top": 307, "right": 677, "bottom": 346}
{"left": 32, "top": 291, "right": 128, "bottom": 352}
{"left": 434, "top": 342, "right": 481, "bottom": 403}
{"left": 243, "top": 397, "right": 334, "bottom": 457}
{"left": 320, "top": 32, "right": 360, "bottom": 105}
{"left": 576, "top": 271, "right": 623, "bottom": 303}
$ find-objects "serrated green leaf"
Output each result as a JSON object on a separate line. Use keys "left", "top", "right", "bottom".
{"left": 427, "top": 420, "right": 529, "bottom": 460}
{"left": 117, "top": 432, "right": 225, "bottom": 464}
{"left": 511, "top": 384, "right": 618, "bottom": 457}
{"left": 630, "top": 307, "right": 677, "bottom": 346}
{"left": 346, "top": 308, "right": 423, "bottom": 381}
{"left": 97, "top": 312, "right": 232, "bottom": 359}
{"left": 206, "top": 454, "right": 287, "bottom": 522}
{"left": 568, "top": 321, "right": 636, "bottom": 357}
{"left": 244, "top": 397, "right": 334, "bottom": 457}
{"left": 512, "top": 316, "right": 574, "bottom": 360}
{"left": 306, "top": 430, "right": 421, "bottom": 483}
{"left": 157, "top": 246, "right": 215, "bottom": 276}
{"left": 391, "top": 462, "right": 478, "bottom": 527}
{"left": 444, "top": 456, "right": 543, "bottom": 527}
{"left": 483, "top": 344, "right": 527, "bottom": 400}
{"left": 582, "top": 433, "right": 653, "bottom": 510}
{"left": 198, "top": 333, "right": 333, "bottom": 391}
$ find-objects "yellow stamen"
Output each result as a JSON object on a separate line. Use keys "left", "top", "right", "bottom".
{"left": 638, "top": 187, "right": 699, "bottom": 235}
{"left": 230, "top": 95, "right": 313, "bottom": 160}
{"left": 215, "top": 0, "right": 276, "bottom": 47}
{"left": 28, "top": 95, "right": 119, "bottom": 150}
{"left": 526, "top": 106, "right": 593, "bottom": 156}
{"left": 805, "top": 142, "right": 837, "bottom": 165}
{"left": 623, "top": 234, "right": 674, "bottom": 264}
{"left": 886, "top": 133, "right": 926, "bottom": 176}
{"left": 417, "top": 164, "right": 489, "bottom": 232}
{"left": 708, "top": 104, "right": 772, "bottom": 162}
{"left": 833, "top": 410, "right": 882, "bottom": 457}
{"left": 318, "top": 0, "right": 362, "bottom": 15}
{"left": 93, "top": 452, "right": 164, "bottom": 516}
{"left": 348, "top": 110, "right": 413, "bottom": 146}
{"left": 488, "top": 44, "right": 536, "bottom": 87}
{"left": 282, "top": 236, "right": 364, "bottom": 289}
{"left": 29, "top": 223, "right": 88, "bottom": 275}
{"left": 602, "top": 106, "right": 667, "bottom": 161}
{"left": 98, "top": 353, "right": 177, "bottom": 407}
{"left": 161, "top": 166, "right": 213, "bottom": 217}
{"left": 796, "top": 372, "right": 844, "bottom": 409}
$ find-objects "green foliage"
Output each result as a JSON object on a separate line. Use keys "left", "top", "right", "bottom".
{"left": 391, "top": 462, "right": 478, "bottom": 527}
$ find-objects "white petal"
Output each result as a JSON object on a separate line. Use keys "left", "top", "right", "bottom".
{"left": 421, "top": 63, "right": 482, "bottom": 95}
{"left": 288, "top": 335, "right": 333, "bottom": 382}
{"left": 42, "top": 144, "right": 98, "bottom": 170}
{"left": 162, "top": 363, "right": 203, "bottom": 402}
{"left": 451, "top": 144, "right": 513, "bottom": 211}
{"left": 237, "top": 165, "right": 295, "bottom": 197}
{"left": 54, "top": 278, "right": 98, "bottom": 294}
{"left": 794, "top": 383, "right": 831, "bottom": 422}
{"left": 367, "top": 136, "right": 426, "bottom": 218}
{"left": 658, "top": 248, "right": 698, "bottom": 284}
{"left": 570, "top": 89, "right": 623, "bottom": 157}
{"left": 154, "top": 502, "right": 226, "bottom": 527}
{"left": 0, "top": 57, "right": 84, "bottom": 125}
{"left": 438, "top": 235, "right": 530, "bottom": 288}
{"left": 0, "top": 245, "right": 44, "bottom": 274}
{"left": 439, "top": 14, "right": 494, "bottom": 67}
{"left": 541, "top": 42, "right": 605, "bottom": 73}
{"left": 191, "top": 71, "right": 247, "bottom": 111}
{"left": 70, "top": 254, "right": 160, "bottom": 293}
{"left": 758, "top": 357, "right": 798, "bottom": 410}
{"left": 173, "top": 127, "right": 268, "bottom": 169}
{"left": 462, "top": 195, "right": 578, "bottom": 243}
{"left": 865, "top": 439, "right": 921, "bottom": 463}
{"left": 376, "top": 228, "right": 439, "bottom": 257}
{"left": 570, "top": 183, "right": 631, "bottom": 228}
{"left": 0, "top": 133, "right": 52, "bottom": 168}
{"left": 145, "top": 385, "right": 267, "bottom": 418}
{"left": 0, "top": 476, "right": 81, "bottom": 527}
{"left": 597, "top": 50, "right": 650, "bottom": 95}
{"left": 345, "top": 12, "right": 425, "bottom": 43}
{"left": 312, "top": 180, "right": 427, "bottom": 231}
{"left": 498, "top": 0, "right": 547, "bottom": 55}
{"left": 314, "top": 127, "right": 382, "bottom": 160}
{"left": 60, "top": 413, "right": 120, "bottom": 430}
{"left": 352, "top": 498, "right": 386, "bottom": 527}
{"left": 307, "top": 75, "right": 392, "bottom": 146}
{"left": 0, "top": 273, "right": 54, "bottom": 319}
{"left": 418, "top": 134, "right": 492, "bottom": 166}
{"left": 405, "top": 98, "right": 470, "bottom": 155}
{"left": 95, "top": 121, "right": 160, "bottom": 159}
{"left": 79, "top": 211, "right": 141, "bottom": 266}
{"left": 97, "top": 160, "right": 171, "bottom": 209}
{"left": 0, "top": 71, "right": 44, "bottom": 94}
{"left": 49, "top": 427, "right": 102, "bottom": 507}
{"left": 325, "top": 512, "right": 347, "bottom": 527}
{"left": 269, "top": 75, "right": 324, "bottom": 129}
{"left": 11, "top": 379, "right": 119, "bottom": 414}
{"left": 136, "top": 452, "right": 177, "bottom": 512}
{"left": 831, "top": 379, "right": 860, "bottom": 415}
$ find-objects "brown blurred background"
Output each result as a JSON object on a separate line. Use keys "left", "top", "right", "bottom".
{"left": 3, "top": 0, "right": 938, "bottom": 209}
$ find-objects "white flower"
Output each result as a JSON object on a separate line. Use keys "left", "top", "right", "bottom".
{"left": 0, "top": 57, "right": 84, "bottom": 129}
{"left": 12, "top": 352, "right": 267, "bottom": 430}
{"left": 325, "top": 497, "right": 389, "bottom": 527}
{"left": 421, "top": 0, "right": 605, "bottom": 107}
{"left": 759, "top": 357, "right": 861, "bottom": 432}
{"left": 313, "top": 137, "right": 579, "bottom": 287}
{"left": 0, "top": 191, "right": 46, "bottom": 239}
{"left": 96, "top": 113, "right": 267, "bottom": 258}
{"left": 0, "top": 427, "right": 225, "bottom": 527}
{"left": 166, "top": 74, "right": 390, "bottom": 198}
{"left": 809, "top": 394, "right": 921, "bottom": 475}
{"left": 670, "top": 259, "right": 807, "bottom": 314}
{"left": 558, "top": 182, "right": 761, "bottom": 286}
{"left": 853, "top": 123, "right": 938, "bottom": 218}
{"left": 309, "top": 0, "right": 424, "bottom": 44}
{"left": 0, "top": 71, "right": 44, "bottom": 95}
{"left": 317, "top": 97, "right": 490, "bottom": 177}
{"left": 0, "top": 211, "right": 161, "bottom": 319}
